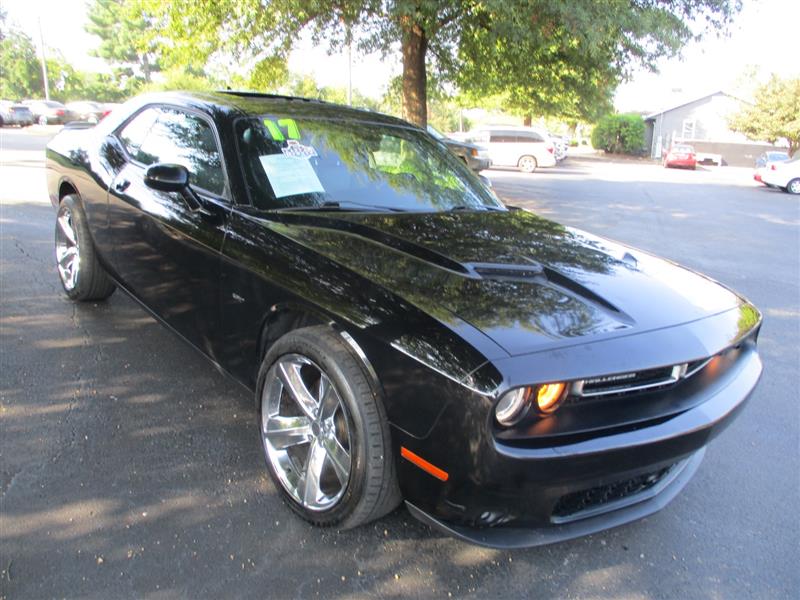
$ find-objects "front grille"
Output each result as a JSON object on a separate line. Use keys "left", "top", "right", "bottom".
{"left": 551, "top": 465, "right": 675, "bottom": 521}
{"left": 569, "top": 353, "right": 720, "bottom": 401}
{"left": 578, "top": 365, "right": 678, "bottom": 397}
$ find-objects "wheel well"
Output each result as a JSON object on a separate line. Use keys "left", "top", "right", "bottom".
{"left": 258, "top": 307, "right": 326, "bottom": 362}
{"left": 58, "top": 181, "right": 78, "bottom": 201}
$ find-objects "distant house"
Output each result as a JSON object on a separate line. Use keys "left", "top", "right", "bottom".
{"left": 644, "top": 91, "right": 785, "bottom": 166}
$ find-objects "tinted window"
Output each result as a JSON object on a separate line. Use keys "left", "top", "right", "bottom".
{"left": 517, "top": 132, "right": 544, "bottom": 143}
{"left": 489, "top": 134, "right": 516, "bottom": 143}
{"left": 767, "top": 152, "right": 789, "bottom": 161}
{"left": 236, "top": 116, "right": 500, "bottom": 212}
{"left": 135, "top": 108, "right": 225, "bottom": 196}
{"left": 119, "top": 108, "right": 160, "bottom": 157}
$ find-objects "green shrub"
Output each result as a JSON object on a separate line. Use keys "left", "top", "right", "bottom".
{"left": 590, "top": 113, "right": 646, "bottom": 155}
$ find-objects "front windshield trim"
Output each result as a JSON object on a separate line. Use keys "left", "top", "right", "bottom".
{"left": 233, "top": 113, "right": 505, "bottom": 214}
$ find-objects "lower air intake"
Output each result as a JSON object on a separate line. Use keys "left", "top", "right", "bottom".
{"left": 551, "top": 464, "right": 676, "bottom": 521}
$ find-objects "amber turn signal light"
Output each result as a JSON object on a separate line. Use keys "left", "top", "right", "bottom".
{"left": 401, "top": 447, "right": 449, "bottom": 481}
{"left": 536, "top": 382, "right": 566, "bottom": 413}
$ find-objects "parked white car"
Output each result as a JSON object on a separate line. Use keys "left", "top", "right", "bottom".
{"left": 761, "top": 154, "right": 800, "bottom": 194}
{"left": 465, "top": 126, "right": 557, "bottom": 172}
{"left": 753, "top": 151, "right": 790, "bottom": 188}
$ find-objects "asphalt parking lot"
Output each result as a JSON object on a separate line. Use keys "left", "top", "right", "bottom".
{"left": 1, "top": 126, "right": 798, "bottom": 599}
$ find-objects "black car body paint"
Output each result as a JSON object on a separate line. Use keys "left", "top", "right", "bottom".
{"left": 45, "top": 91, "right": 762, "bottom": 547}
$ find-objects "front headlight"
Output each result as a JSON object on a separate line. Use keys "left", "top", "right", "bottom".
{"left": 495, "top": 383, "right": 568, "bottom": 426}
{"left": 495, "top": 387, "right": 532, "bottom": 426}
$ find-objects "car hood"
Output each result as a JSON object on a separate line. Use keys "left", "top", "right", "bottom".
{"left": 267, "top": 209, "right": 746, "bottom": 357}
{"left": 443, "top": 138, "right": 484, "bottom": 152}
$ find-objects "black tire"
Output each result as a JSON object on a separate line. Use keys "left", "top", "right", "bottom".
{"left": 787, "top": 178, "right": 800, "bottom": 195}
{"left": 256, "top": 325, "right": 400, "bottom": 529}
{"left": 55, "top": 195, "right": 116, "bottom": 301}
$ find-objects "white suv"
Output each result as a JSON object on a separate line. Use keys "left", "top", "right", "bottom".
{"left": 466, "top": 127, "right": 557, "bottom": 172}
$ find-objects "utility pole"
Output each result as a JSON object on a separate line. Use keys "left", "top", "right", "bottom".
{"left": 38, "top": 18, "right": 50, "bottom": 100}
{"left": 347, "top": 34, "right": 352, "bottom": 106}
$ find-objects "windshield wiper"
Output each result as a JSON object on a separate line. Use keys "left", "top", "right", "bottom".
{"left": 447, "top": 204, "right": 504, "bottom": 212}
{"left": 272, "top": 201, "right": 406, "bottom": 213}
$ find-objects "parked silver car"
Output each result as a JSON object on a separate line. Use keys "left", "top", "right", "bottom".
{"left": 22, "top": 99, "right": 68, "bottom": 125}
{"left": 0, "top": 101, "right": 34, "bottom": 127}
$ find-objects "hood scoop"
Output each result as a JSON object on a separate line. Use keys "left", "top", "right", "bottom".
{"left": 466, "top": 261, "right": 544, "bottom": 280}
{"left": 467, "top": 260, "right": 629, "bottom": 321}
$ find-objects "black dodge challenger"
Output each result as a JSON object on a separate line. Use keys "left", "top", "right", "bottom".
{"left": 46, "top": 91, "right": 763, "bottom": 548}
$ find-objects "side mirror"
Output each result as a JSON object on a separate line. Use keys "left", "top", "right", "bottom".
{"left": 144, "top": 162, "right": 206, "bottom": 212}
{"left": 144, "top": 163, "right": 190, "bottom": 192}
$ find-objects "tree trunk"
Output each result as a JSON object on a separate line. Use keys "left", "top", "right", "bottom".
{"left": 401, "top": 20, "right": 427, "bottom": 127}
{"left": 523, "top": 114, "right": 532, "bottom": 127}
{"left": 141, "top": 54, "right": 151, "bottom": 83}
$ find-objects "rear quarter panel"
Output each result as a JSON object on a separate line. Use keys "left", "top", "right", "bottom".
{"left": 46, "top": 126, "right": 126, "bottom": 268}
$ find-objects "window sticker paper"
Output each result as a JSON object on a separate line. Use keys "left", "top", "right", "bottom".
{"left": 259, "top": 154, "right": 325, "bottom": 198}
{"left": 281, "top": 139, "right": 318, "bottom": 159}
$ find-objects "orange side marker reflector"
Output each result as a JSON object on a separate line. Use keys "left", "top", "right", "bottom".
{"left": 400, "top": 447, "right": 449, "bottom": 481}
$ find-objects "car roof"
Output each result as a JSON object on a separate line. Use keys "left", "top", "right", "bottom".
{"left": 477, "top": 125, "right": 548, "bottom": 133}
{"left": 121, "top": 90, "right": 415, "bottom": 129}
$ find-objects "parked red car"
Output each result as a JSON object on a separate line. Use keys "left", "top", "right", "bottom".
{"left": 663, "top": 144, "right": 697, "bottom": 170}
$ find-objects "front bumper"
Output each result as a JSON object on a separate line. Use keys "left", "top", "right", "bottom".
{"left": 407, "top": 448, "right": 704, "bottom": 549}
{"left": 395, "top": 341, "right": 762, "bottom": 548}
{"left": 468, "top": 156, "right": 491, "bottom": 171}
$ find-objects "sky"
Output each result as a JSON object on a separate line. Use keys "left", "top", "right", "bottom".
{"left": 4, "top": 0, "right": 799, "bottom": 113}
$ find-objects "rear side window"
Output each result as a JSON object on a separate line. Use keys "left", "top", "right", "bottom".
{"left": 130, "top": 107, "right": 225, "bottom": 196}
{"left": 517, "top": 132, "right": 544, "bottom": 143}
{"left": 119, "top": 108, "right": 160, "bottom": 157}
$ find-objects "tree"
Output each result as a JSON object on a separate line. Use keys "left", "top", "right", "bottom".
{"left": 591, "top": 114, "right": 646, "bottom": 155}
{"left": 86, "top": 0, "right": 161, "bottom": 83}
{"left": 730, "top": 75, "right": 800, "bottom": 156}
{"left": 0, "top": 14, "right": 43, "bottom": 99}
{"left": 146, "top": 1, "right": 741, "bottom": 127}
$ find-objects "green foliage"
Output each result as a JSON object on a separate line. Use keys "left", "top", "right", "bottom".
{"left": 277, "top": 74, "right": 382, "bottom": 112}
{"left": 591, "top": 114, "right": 646, "bottom": 155}
{"left": 144, "top": 1, "right": 741, "bottom": 126}
{"left": 86, "top": 0, "right": 161, "bottom": 83}
{"left": 139, "top": 68, "right": 216, "bottom": 93}
{"left": 0, "top": 24, "right": 42, "bottom": 99}
{"left": 45, "top": 57, "right": 129, "bottom": 102}
{"left": 729, "top": 75, "right": 800, "bottom": 156}
{"left": 379, "top": 74, "right": 464, "bottom": 131}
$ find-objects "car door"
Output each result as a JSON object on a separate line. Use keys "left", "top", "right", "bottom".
{"left": 487, "top": 132, "right": 516, "bottom": 166}
{"left": 516, "top": 131, "right": 545, "bottom": 164}
{"left": 107, "top": 105, "right": 232, "bottom": 360}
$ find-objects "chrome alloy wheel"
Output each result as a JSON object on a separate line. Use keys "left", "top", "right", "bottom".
{"left": 55, "top": 207, "right": 80, "bottom": 291}
{"left": 261, "top": 354, "right": 352, "bottom": 511}
{"left": 788, "top": 179, "right": 800, "bottom": 195}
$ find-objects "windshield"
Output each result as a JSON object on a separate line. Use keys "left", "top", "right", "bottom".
{"left": 426, "top": 125, "right": 444, "bottom": 140}
{"left": 236, "top": 116, "right": 502, "bottom": 212}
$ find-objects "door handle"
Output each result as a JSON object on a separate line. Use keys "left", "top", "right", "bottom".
{"left": 114, "top": 179, "right": 131, "bottom": 192}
